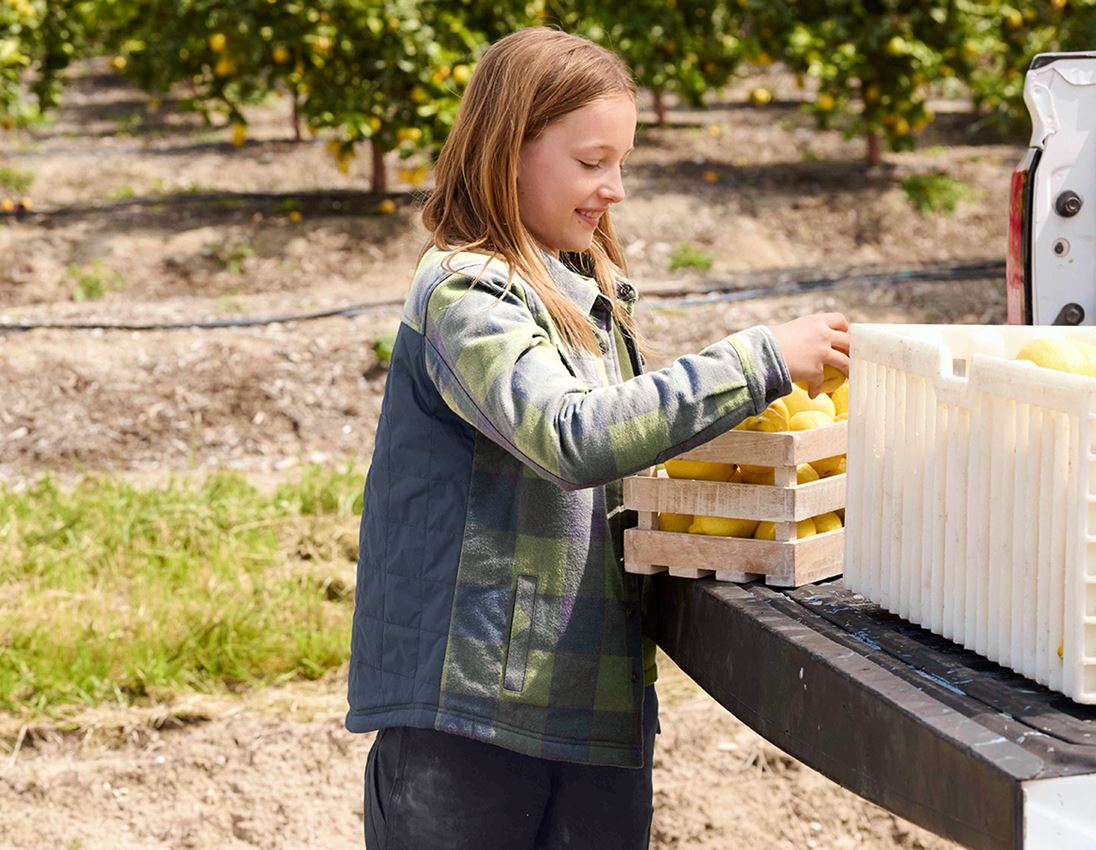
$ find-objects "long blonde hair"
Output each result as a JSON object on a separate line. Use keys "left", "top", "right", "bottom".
{"left": 422, "top": 27, "right": 639, "bottom": 355}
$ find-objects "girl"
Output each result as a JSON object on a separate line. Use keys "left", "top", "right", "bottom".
{"left": 347, "top": 26, "right": 850, "bottom": 850}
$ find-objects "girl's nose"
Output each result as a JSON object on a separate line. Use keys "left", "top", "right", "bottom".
{"left": 600, "top": 165, "right": 626, "bottom": 204}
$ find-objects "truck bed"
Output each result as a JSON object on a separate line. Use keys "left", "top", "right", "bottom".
{"left": 653, "top": 576, "right": 1096, "bottom": 850}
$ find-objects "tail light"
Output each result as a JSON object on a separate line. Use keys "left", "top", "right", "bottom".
{"left": 1007, "top": 149, "right": 1038, "bottom": 325}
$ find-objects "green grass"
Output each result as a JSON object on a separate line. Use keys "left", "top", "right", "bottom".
{"left": 668, "top": 243, "right": 715, "bottom": 272}
{"left": 0, "top": 166, "right": 34, "bottom": 194}
{"left": 900, "top": 173, "right": 978, "bottom": 216}
{"left": 0, "top": 465, "right": 365, "bottom": 718}
{"left": 68, "top": 260, "right": 126, "bottom": 302}
{"left": 204, "top": 240, "right": 255, "bottom": 274}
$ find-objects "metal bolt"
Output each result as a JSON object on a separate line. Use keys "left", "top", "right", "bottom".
{"left": 1053, "top": 238, "right": 1070, "bottom": 256}
{"left": 1056, "top": 190, "right": 1083, "bottom": 217}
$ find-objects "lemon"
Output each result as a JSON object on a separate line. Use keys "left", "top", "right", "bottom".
{"left": 657, "top": 512, "right": 693, "bottom": 533}
{"left": 830, "top": 379, "right": 849, "bottom": 416}
{"left": 1015, "top": 339, "right": 1096, "bottom": 378}
{"left": 664, "top": 459, "right": 735, "bottom": 482}
{"left": 377, "top": 199, "right": 396, "bottom": 215}
{"left": 737, "top": 463, "right": 819, "bottom": 486}
{"left": 810, "top": 453, "right": 846, "bottom": 477}
{"left": 689, "top": 516, "right": 759, "bottom": 538}
{"left": 820, "top": 365, "right": 846, "bottom": 394}
{"left": 789, "top": 410, "right": 834, "bottom": 431}
{"left": 755, "top": 518, "right": 817, "bottom": 540}
{"left": 813, "top": 511, "right": 843, "bottom": 533}
{"left": 836, "top": 412, "right": 848, "bottom": 422}
{"left": 784, "top": 384, "right": 837, "bottom": 419}
{"left": 735, "top": 401, "right": 787, "bottom": 432}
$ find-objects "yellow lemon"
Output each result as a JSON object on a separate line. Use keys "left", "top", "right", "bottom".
{"left": 735, "top": 398, "right": 789, "bottom": 433}
{"left": 755, "top": 518, "right": 817, "bottom": 540}
{"left": 231, "top": 123, "right": 246, "bottom": 148}
{"left": 1015, "top": 338, "right": 1096, "bottom": 378}
{"left": 820, "top": 365, "right": 846, "bottom": 394}
{"left": 836, "top": 412, "right": 848, "bottom": 422}
{"left": 452, "top": 64, "right": 472, "bottom": 85}
{"left": 377, "top": 199, "right": 396, "bottom": 215}
{"left": 813, "top": 511, "right": 843, "bottom": 533}
{"left": 830, "top": 380, "right": 849, "bottom": 416}
{"left": 689, "top": 516, "right": 759, "bottom": 538}
{"left": 789, "top": 410, "right": 834, "bottom": 431}
{"left": 748, "top": 87, "right": 772, "bottom": 106}
{"left": 784, "top": 384, "right": 837, "bottom": 419}
{"left": 737, "top": 463, "right": 819, "bottom": 486}
{"left": 657, "top": 512, "right": 693, "bottom": 533}
{"left": 273, "top": 46, "right": 290, "bottom": 64}
{"left": 664, "top": 459, "right": 735, "bottom": 482}
{"left": 810, "top": 453, "right": 846, "bottom": 478}
{"left": 209, "top": 32, "right": 227, "bottom": 52}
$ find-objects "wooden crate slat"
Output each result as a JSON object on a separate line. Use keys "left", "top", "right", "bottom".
{"left": 625, "top": 528, "right": 797, "bottom": 572}
{"left": 624, "top": 528, "right": 844, "bottom": 588}
{"left": 624, "top": 474, "right": 846, "bottom": 522}
{"left": 673, "top": 420, "right": 847, "bottom": 466}
{"left": 625, "top": 476, "right": 794, "bottom": 521}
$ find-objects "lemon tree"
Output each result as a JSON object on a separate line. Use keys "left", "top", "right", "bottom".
{"left": 557, "top": 0, "right": 744, "bottom": 125}
{"left": 959, "top": 1, "right": 1096, "bottom": 132}
{"left": 1, "top": 0, "right": 84, "bottom": 127}
{"left": 91, "top": 0, "right": 309, "bottom": 136}
{"left": 751, "top": 0, "right": 967, "bottom": 165}
{"left": 293, "top": 0, "right": 491, "bottom": 193}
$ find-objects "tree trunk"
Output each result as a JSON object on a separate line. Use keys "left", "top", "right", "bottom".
{"left": 291, "top": 89, "right": 301, "bottom": 141}
{"left": 866, "top": 129, "right": 882, "bottom": 167}
{"left": 372, "top": 139, "right": 387, "bottom": 195}
{"left": 652, "top": 89, "right": 667, "bottom": 126}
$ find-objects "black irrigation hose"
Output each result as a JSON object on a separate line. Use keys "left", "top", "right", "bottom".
{"left": 0, "top": 260, "right": 1006, "bottom": 334}
{"left": 648, "top": 260, "right": 1005, "bottom": 308}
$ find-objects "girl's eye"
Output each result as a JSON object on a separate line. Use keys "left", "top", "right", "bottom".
{"left": 579, "top": 161, "right": 600, "bottom": 170}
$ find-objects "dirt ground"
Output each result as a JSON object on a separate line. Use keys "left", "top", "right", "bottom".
{"left": 0, "top": 60, "right": 1019, "bottom": 848}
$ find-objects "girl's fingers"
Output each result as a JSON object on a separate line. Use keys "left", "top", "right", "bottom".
{"left": 823, "top": 348, "right": 851, "bottom": 373}
{"left": 824, "top": 312, "right": 850, "bottom": 332}
{"left": 829, "top": 329, "right": 851, "bottom": 354}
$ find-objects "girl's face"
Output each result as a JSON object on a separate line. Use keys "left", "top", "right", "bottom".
{"left": 516, "top": 94, "right": 636, "bottom": 258}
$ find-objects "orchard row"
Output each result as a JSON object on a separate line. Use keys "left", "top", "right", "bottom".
{"left": 3, "top": 0, "right": 1091, "bottom": 187}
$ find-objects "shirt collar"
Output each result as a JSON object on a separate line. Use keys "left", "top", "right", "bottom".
{"left": 540, "top": 251, "right": 609, "bottom": 317}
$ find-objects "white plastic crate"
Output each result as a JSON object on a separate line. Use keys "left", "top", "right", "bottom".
{"left": 845, "top": 324, "right": 1096, "bottom": 704}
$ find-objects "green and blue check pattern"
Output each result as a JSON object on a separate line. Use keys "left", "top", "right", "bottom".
{"left": 403, "top": 247, "right": 791, "bottom": 766}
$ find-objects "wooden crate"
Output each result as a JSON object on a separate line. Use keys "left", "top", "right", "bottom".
{"left": 624, "top": 421, "right": 847, "bottom": 588}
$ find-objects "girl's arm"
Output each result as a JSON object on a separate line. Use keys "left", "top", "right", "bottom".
{"left": 421, "top": 272, "right": 791, "bottom": 491}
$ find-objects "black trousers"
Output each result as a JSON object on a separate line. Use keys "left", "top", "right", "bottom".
{"left": 364, "top": 685, "right": 659, "bottom": 850}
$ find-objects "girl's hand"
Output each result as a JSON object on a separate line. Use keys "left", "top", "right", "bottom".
{"left": 768, "top": 312, "right": 850, "bottom": 397}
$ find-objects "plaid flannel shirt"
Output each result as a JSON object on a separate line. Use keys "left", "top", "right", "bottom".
{"left": 346, "top": 246, "right": 791, "bottom": 767}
